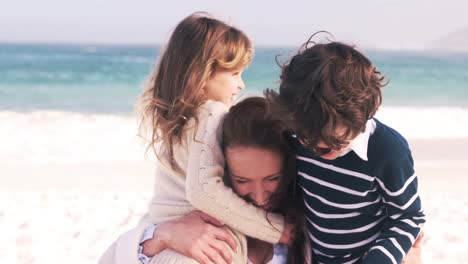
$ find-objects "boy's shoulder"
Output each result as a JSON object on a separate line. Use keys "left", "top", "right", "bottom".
{"left": 368, "top": 118, "right": 412, "bottom": 162}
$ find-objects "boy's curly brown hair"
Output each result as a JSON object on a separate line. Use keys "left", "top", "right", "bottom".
{"left": 266, "top": 33, "right": 386, "bottom": 154}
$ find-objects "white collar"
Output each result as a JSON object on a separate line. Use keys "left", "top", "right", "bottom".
{"left": 339, "top": 119, "right": 376, "bottom": 161}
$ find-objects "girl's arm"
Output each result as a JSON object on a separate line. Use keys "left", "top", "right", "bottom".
{"left": 185, "top": 101, "right": 288, "bottom": 244}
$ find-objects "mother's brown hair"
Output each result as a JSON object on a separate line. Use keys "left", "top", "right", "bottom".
{"left": 222, "top": 97, "right": 304, "bottom": 264}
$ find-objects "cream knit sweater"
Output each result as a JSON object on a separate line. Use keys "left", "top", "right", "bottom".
{"left": 99, "top": 100, "right": 285, "bottom": 264}
{"left": 147, "top": 100, "right": 284, "bottom": 242}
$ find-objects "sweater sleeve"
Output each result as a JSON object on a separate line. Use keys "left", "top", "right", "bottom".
{"left": 362, "top": 150, "right": 426, "bottom": 264}
{"left": 185, "top": 101, "right": 285, "bottom": 244}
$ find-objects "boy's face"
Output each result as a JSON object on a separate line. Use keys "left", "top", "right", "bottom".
{"left": 300, "top": 125, "right": 355, "bottom": 160}
{"left": 313, "top": 140, "right": 351, "bottom": 160}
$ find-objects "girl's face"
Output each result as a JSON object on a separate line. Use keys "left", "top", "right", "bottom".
{"left": 225, "top": 145, "right": 282, "bottom": 209}
{"left": 203, "top": 68, "right": 245, "bottom": 107}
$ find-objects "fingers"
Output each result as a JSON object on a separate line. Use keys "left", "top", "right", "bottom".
{"left": 206, "top": 226, "right": 235, "bottom": 263}
{"left": 192, "top": 240, "right": 231, "bottom": 264}
{"left": 402, "top": 232, "right": 424, "bottom": 264}
{"left": 201, "top": 246, "right": 229, "bottom": 264}
{"left": 414, "top": 231, "right": 424, "bottom": 248}
{"left": 214, "top": 228, "right": 237, "bottom": 252}
{"left": 279, "top": 223, "right": 295, "bottom": 246}
{"left": 192, "top": 251, "right": 215, "bottom": 264}
{"left": 209, "top": 239, "right": 233, "bottom": 264}
{"left": 188, "top": 225, "right": 235, "bottom": 264}
{"left": 288, "top": 229, "right": 297, "bottom": 247}
{"left": 194, "top": 210, "right": 224, "bottom": 227}
{"left": 171, "top": 212, "right": 235, "bottom": 264}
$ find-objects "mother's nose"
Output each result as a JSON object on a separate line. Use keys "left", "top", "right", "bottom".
{"left": 251, "top": 189, "right": 269, "bottom": 206}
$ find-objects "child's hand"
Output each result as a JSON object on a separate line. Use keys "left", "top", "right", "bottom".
{"left": 278, "top": 222, "right": 295, "bottom": 246}
{"left": 148, "top": 211, "right": 237, "bottom": 264}
{"left": 192, "top": 210, "right": 224, "bottom": 227}
{"left": 402, "top": 231, "right": 424, "bottom": 264}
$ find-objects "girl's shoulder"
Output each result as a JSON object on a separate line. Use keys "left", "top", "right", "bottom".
{"left": 199, "top": 100, "right": 229, "bottom": 116}
{"left": 194, "top": 100, "right": 229, "bottom": 127}
{"left": 185, "top": 100, "right": 228, "bottom": 143}
{"left": 185, "top": 100, "right": 228, "bottom": 128}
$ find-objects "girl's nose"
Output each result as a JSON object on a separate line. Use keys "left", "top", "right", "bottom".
{"left": 238, "top": 78, "right": 245, "bottom": 90}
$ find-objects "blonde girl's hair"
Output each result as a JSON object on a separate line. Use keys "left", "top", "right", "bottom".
{"left": 138, "top": 12, "right": 253, "bottom": 163}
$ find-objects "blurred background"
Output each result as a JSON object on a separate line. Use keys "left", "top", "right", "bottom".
{"left": 1, "top": 0, "right": 467, "bottom": 263}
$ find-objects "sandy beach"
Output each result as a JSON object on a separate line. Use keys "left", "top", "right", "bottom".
{"left": 1, "top": 136, "right": 467, "bottom": 264}
{"left": 2, "top": 1, "right": 468, "bottom": 262}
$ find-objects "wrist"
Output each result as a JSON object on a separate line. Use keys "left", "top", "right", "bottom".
{"left": 154, "top": 222, "right": 171, "bottom": 248}
{"left": 141, "top": 224, "right": 169, "bottom": 257}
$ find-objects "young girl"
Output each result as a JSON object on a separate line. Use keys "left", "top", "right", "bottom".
{"left": 100, "top": 12, "right": 291, "bottom": 264}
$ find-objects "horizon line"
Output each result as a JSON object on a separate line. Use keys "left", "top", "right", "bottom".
{"left": 1, "top": 40, "right": 468, "bottom": 53}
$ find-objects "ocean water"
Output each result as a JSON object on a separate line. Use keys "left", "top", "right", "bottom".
{"left": 0, "top": 43, "right": 467, "bottom": 162}
{"left": 1, "top": 43, "right": 467, "bottom": 112}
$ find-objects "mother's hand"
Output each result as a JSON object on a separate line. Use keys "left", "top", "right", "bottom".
{"left": 142, "top": 211, "right": 238, "bottom": 264}
{"left": 402, "top": 231, "right": 424, "bottom": 264}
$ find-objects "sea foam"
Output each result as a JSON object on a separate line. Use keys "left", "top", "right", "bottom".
{"left": 0, "top": 111, "right": 146, "bottom": 163}
{"left": 1, "top": 107, "right": 466, "bottom": 163}
{"left": 375, "top": 107, "right": 468, "bottom": 139}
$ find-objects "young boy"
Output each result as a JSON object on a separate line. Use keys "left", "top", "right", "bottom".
{"left": 266, "top": 38, "right": 425, "bottom": 264}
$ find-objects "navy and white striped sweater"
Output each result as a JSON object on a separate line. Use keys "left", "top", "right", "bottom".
{"left": 294, "top": 119, "right": 425, "bottom": 264}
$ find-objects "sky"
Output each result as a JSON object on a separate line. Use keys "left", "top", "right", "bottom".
{"left": 1, "top": 0, "right": 467, "bottom": 50}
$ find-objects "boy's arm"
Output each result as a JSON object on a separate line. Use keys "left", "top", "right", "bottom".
{"left": 185, "top": 101, "right": 285, "bottom": 244}
{"left": 363, "top": 152, "right": 426, "bottom": 264}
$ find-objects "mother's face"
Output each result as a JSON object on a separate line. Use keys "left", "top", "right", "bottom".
{"left": 225, "top": 145, "right": 283, "bottom": 209}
